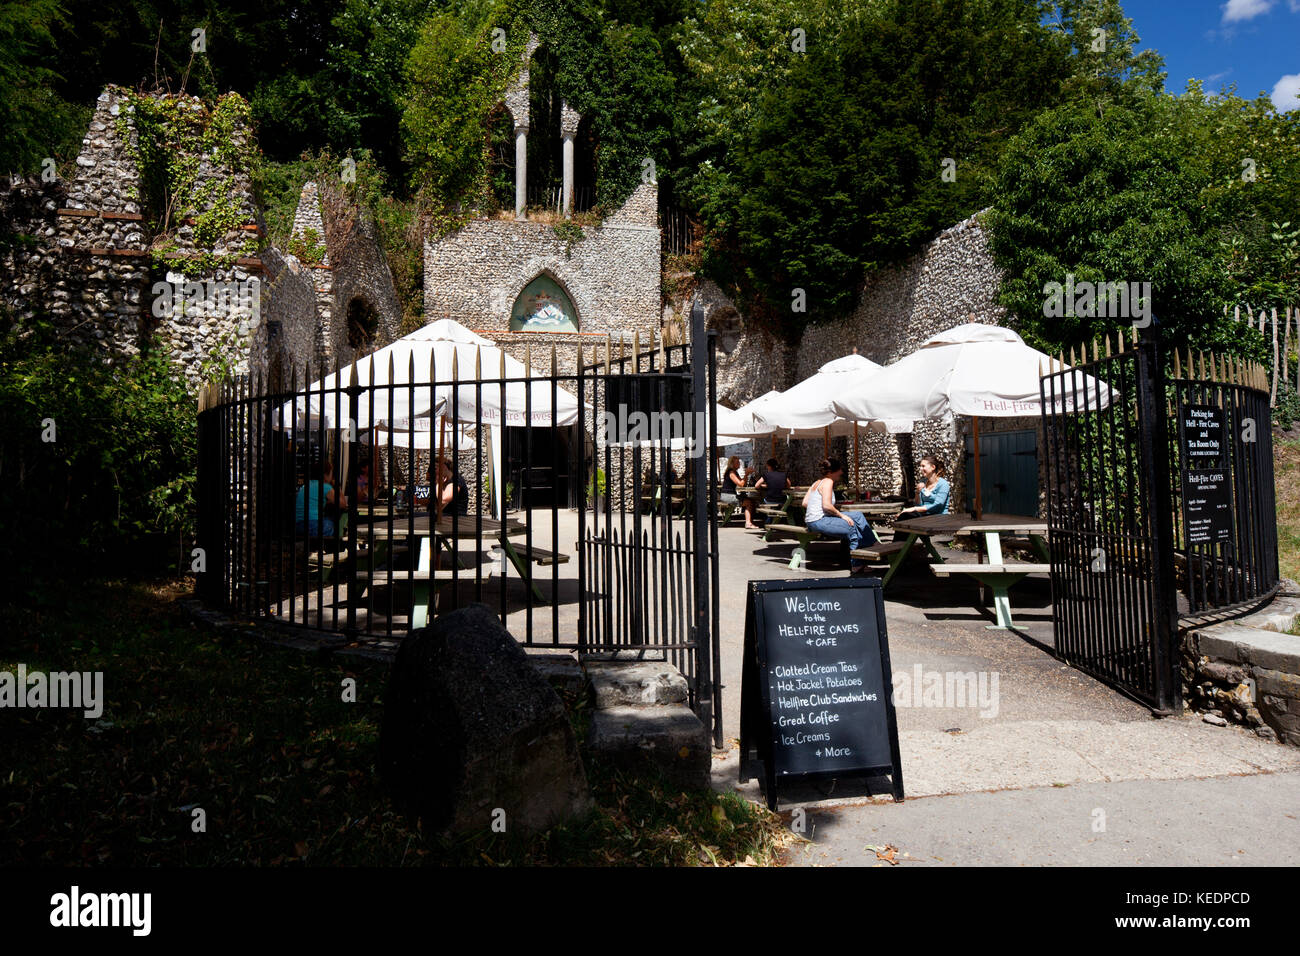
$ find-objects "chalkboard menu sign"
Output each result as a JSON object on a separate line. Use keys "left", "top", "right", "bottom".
{"left": 739, "top": 577, "right": 903, "bottom": 809}
{"left": 1178, "top": 403, "right": 1233, "bottom": 546}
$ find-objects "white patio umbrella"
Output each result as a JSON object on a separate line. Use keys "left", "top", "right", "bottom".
{"left": 754, "top": 353, "right": 885, "bottom": 439}
{"left": 278, "top": 319, "right": 583, "bottom": 516}
{"left": 753, "top": 353, "right": 889, "bottom": 491}
{"left": 829, "top": 323, "right": 1113, "bottom": 516}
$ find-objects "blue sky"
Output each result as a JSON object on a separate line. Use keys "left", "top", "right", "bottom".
{"left": 1122, "top": 0, "right": 1300, "bottom": 111}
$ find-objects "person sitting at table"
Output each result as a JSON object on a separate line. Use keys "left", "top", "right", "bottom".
{"left": 720, "top": 455, "right": 744, "bottom": 513}
{"left": 431, "top": 457, "right": 469, "bottom": 517}
{"left": 355, "top": 459, "right": 372, "bottom": 504}
{"left": 751, "top": 457, "right": 788, "bottom": 529}
{"left": 296, "top": 459, "right": 346, "bottom": 542}
{"left": 898, "top": 455, "right": 951, "bottom": 517}
{"left": 804, "top": 456, "right": 876, "bottom": 569}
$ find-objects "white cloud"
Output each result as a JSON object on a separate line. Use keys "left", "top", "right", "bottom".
{"left": 1222, "top": 0, "right": 1275, "bottom": 23}
{"left": 1272, "top": 73, "right": 1300, "bottom": 112}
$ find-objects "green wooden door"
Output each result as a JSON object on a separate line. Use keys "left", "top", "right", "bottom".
{"left": 965, "top": 428, "right": 1039, "bottom": 516}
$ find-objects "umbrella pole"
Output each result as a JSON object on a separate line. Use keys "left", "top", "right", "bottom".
{"left": 972, "top": 415, "right": 983, "bottom": 520}
{"left": 823, "top": 426, "right": 829, "bottom": 459}
{"left": 436, "top": 416, "right": 447, "bottom": 521}
{"left": 770, "top": 433, "right": 775, "bottom": 462}
{"left": 853, "top": 422, "right": 860, "bottom": 497}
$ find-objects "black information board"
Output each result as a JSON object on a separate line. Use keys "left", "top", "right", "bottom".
{"left": 1178, "top": 403, "right": 1233, "bottom": 546}
{"left": 739, "top": 577, "right": 903, "bottom": 809}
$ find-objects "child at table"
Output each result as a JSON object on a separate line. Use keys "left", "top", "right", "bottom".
{"left": 899, "top": 456, "right": 951, "bottom": 517}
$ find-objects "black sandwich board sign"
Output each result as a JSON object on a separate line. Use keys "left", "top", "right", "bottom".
{"left": 1177, "top": 403, "right": 1233, "bottom": 547}
{"left": 739, "top": 577, "right": 904, "bottom": 809}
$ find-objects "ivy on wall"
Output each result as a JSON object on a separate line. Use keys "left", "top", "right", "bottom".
{"left": 115, "top": 88, "right": 261, "bottom": 276}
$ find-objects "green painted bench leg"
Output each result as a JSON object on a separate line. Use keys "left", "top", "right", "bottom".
{"left": 411, "top": 580, "right": 431, "bottom": 629}
{"left": 966, "top": 573, "right": 1029, "bottom": 629}
{"left": 879, "top": 533, "right": 918, "bottom": 588}
{"left": 503, "top": 538, "right": 547, "bottom": 603}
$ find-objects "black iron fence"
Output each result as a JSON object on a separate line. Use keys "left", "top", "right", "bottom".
{"left": 196, "top": 318, "right": 721, "bottom": 739}
{"left": 1167, "top": 350, "right": 1280, "bottom": 614}
{"left": 1040, "top": 328, "right": 1278, "bottom": 713}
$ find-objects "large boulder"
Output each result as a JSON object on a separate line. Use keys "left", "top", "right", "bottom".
{"left": 379, "top": 604, "right": 592, "bottom": 835}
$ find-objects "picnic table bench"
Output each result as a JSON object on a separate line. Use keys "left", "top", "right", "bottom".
{"left": 891, "top": 512, "right": 1051, "bottom": 629}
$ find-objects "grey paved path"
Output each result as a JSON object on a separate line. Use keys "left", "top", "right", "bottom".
{"left": 705, "top": 521, "right": 1300, "bottom": 865}
{"left": 783, "top": 771, "right": 1300, "bottom": 866}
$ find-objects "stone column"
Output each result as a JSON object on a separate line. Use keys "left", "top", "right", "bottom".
{"left": 514, "top": 123, "right": 528, "bottom": 219}
{"left": 560, "top": 101, "right": 581, "bottom": 218}
{"left": 504, "top": 35, "right": 538, "bottom": 221}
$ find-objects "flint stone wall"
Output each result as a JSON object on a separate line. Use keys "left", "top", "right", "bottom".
{"left": 423, "top": 184, "right": 660, "bottom": 338}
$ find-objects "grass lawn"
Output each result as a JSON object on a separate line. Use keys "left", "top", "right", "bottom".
{"left": 0, "top": 580, "right": 786, "bottom": 866}
{"left": 1277, "top": 439, "right": 1300, "bottom": 587}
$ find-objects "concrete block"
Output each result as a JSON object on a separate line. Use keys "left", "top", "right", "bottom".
{"left": 527, "top": 653, "right": 586, "bottom": 696}
{"left": 1193, "top": 627, "right": 1242, "bottom": 663}
{"left": 1199, "top": 625, "right": 1300, "bottom": 674}
{"left": 1239, "top": 596, "right": 1300, "bottom": 633}
{"left": 584, "top": 660, "right": 688, "bottom": 707}
{"left": 587, "top": 704, "right": 710, "bottom": 790}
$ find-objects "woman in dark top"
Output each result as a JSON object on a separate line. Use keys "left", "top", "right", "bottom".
{"left": 720, "top": 455, "right": 744, "bottom": 508}
{"left": 750, "top": 457, "right": 788, "bottom": 528}
{"left": 431, "top": 458, "right": 469, "bottom": 517}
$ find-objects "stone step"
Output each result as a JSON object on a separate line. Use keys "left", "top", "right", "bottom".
{"left": 587, "top": 704, "right": 710, "bottom": 790}
{"left": 526, "top": 653, "right": 586, "bottom": 697}
{"left": 583, "top": 660, "right": 688, "bottom": 707}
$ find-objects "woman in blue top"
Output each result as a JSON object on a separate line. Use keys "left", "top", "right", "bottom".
{"left": 803, "top": 456, "right": 877, "bottom": 570}
{"left": 899, "top": 456, "right": 951, "bottom": 517}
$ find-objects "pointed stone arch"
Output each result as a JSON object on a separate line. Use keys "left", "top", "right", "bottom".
{"left": 509, "top": 268, "right": 581, "bottom": 332}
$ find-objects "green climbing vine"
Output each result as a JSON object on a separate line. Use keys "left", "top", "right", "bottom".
{"left": 115, "top": 88, "right": 261, "bottom": 277}
{"left": 286, "top": 227, "right": 327, "bottom": 265}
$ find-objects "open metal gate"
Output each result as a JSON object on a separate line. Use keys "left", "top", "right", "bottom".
{"left": 1039, "top": 330, "right": 1180, "bottom": 713}
{"left": 577, "top": 302, "right": 722, "bottom": 744}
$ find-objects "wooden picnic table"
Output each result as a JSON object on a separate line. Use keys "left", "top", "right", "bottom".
{"left": 352, "top": 513, "right": 560, "bottom": 605}
{"left": 890, "top": 512, "right": 1050, "bottom": 629}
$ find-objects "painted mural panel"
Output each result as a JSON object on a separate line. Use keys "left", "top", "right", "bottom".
{"left": 510, "top": 274, "right": 578, "bottom": 332}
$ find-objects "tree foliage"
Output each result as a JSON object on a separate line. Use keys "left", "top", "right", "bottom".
{"left": 0, "top": 320, "right": 199, "bottom": 592}
{"left": 679, "top": 0, "right": 1074, "bottom": 331}
{"left": 987, "top": 72, "right": 1300, "bottom": 354}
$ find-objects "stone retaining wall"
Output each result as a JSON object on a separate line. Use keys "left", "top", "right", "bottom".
{"left": 1183, "top": 591, "right": 1300, "bottom": 745}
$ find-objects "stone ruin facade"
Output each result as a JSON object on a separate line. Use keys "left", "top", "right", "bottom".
{"left": 0, "top": 86, "right": 400, "bottom": 390}
{"left": 0, "top": 84, "right": 1035, "bottom": 515}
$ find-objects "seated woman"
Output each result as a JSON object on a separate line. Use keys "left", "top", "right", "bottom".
{"left": 355, "top": 460, "right": 372, "bottom": 504}
{"left": 296, "top": 459, "right": 346, "bottom": 542}
{"left": 431, "top": 457, "right": 469, "bottom": 517}
{"left": 719, "top": 455, "right": 744, "bottom": 519}
{"left": 898, "top": 455, "right": 951, "bottom": 517}
{"left": 803, "top": 457, "right": 877, "bottom": 569}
